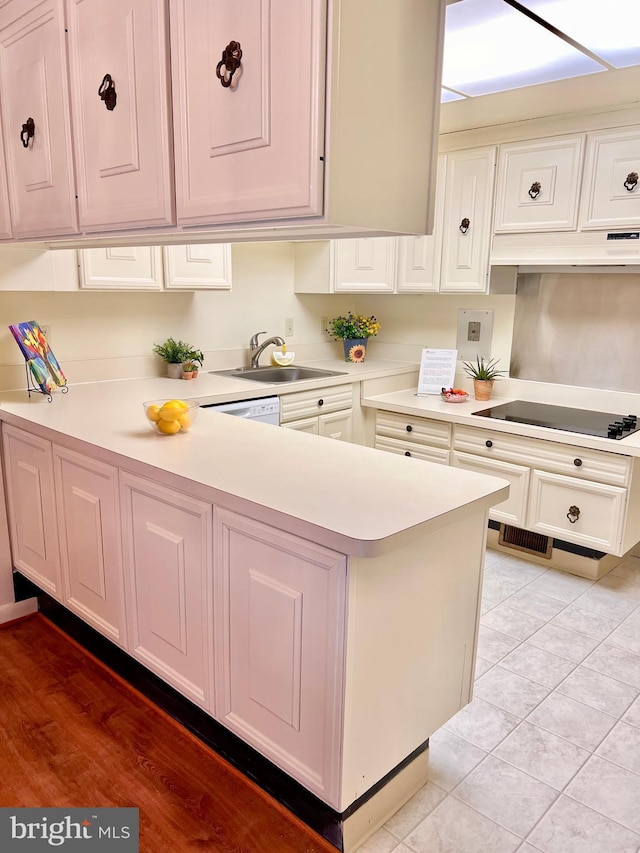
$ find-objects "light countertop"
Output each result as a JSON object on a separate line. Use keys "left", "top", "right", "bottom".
{"left": 0, "top": 360, "right": 509, "bottom": 557}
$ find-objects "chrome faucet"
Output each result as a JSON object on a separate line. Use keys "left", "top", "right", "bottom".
{"left": 249, "top": 331, "right": 286, "bottom": 368}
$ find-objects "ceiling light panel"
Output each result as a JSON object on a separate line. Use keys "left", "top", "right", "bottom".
{"left": 441, "top": 88, "right": 466, "bottom": 102}
{"left": 516, "top": 0, "right": 640, "bottom": 68}
{"left": 443, "top": 0, "right": 606, "bottom": 96}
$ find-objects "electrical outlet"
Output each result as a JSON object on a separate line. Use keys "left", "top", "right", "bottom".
{"left": 285, "top": 317, "right": 294, "bottom": 336}
{"left": 468, "top": 321, "right": 481, "bottom": 342}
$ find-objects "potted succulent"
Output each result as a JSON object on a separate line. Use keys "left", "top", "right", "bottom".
{"left": 462, "top": 356, "right": 506, "bottom": 401}
{"left": 182, "top": 348, "right": 204, "bottom": 379}
{"left": 326, "top": 312, "right": 380, "bottom": 363}
{"left": 153, "top": 338, "right": 203, "bottom": 379}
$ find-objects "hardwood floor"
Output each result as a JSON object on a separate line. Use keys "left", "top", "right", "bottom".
{"left": 0, "top": 614, "right": 335, "bottom": 853}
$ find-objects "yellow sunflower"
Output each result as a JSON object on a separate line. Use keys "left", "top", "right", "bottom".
{"left": 348, "top": 344, "right": 366, "bottom": 363}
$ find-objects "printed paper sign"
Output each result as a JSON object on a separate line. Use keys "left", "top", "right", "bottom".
{"left": 417, "top": 348, "right": 458, "bottom": 395}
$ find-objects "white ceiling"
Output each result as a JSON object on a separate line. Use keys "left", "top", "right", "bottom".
{"left": 442, "top": 0, "right": 640, "bottom": 102}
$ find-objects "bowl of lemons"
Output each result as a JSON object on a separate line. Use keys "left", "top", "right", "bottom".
{"left": 143, "top": 399, "right": 199, "bottom": 435}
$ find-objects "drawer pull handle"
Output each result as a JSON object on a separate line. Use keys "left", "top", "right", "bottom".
{"left": 459, "top": 217, "right": 470, "bottom": 234}
{"left": 567, "top": 505, "right": 580, "bottom": 524}
{"left": 573, "top": 458, "right": 583, "bottom": 467}
{"left": 485, "top": 439, "right": 493, "bottom": 448}
{"left": 406, "top": 424, "right": 413, "bottom": 432}
{"left": 404, "top": 451, "right": 411, "bottom": 457}
{"left": 20, "top": 117, "right": 35, "bottom": 148}
{"left": 528, "top": 181, "right": 541, "bottom": 199}
{"left": 624, "top": 171, "right": 638, "bottom": 192}
{"left": 98, "top": 74, "right": 117, "bottom": 111}
{"left": 318, "top": 399, "right": 324, "bottom": 407}
{"left": 216, "top": 40, "right": 243, "bottom": 88}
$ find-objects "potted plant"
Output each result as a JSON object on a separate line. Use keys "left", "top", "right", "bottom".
{"left": 181, "top": 360, "right": 197, "bottom": 380}
{"left": 326, "top": 312, "right": 380, "bottom": 363}
{"left": 153, "top": 338, "right": 202, "bottom": 379}
{"left": 462, "top": 356, "right": 506, "bottom": 401}
{"left": 182, "top": 348, "right": 204, "bottom": 379}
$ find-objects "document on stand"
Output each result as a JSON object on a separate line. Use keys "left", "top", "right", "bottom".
{"left": 417, "top": 348, "right": 458, "bottom": 396}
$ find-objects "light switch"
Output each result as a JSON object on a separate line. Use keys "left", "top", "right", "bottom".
{"left": 468, "top": 321, "right": 481, "bottom": 342}
{"left": 457, "top": 309, "right": 494, "bottom": 360}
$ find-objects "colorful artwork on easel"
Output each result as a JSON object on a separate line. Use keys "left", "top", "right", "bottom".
{"left": 9, "top": 320, "right": 67, "bottom": 395}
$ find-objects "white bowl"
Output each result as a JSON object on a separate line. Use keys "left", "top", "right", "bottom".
{"left": 272, "top": 351, "right": 295, "bottom": 366}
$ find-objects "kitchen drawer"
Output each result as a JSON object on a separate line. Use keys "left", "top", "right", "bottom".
{"left": 375, "top": 436, "right": 450, "bottom": 465}
{"left": 280, "top": 384, "right": 353, "bottom": 423}
{"left": 453, "top": 425, "right": 630, "bottom": 487}
{"left": 376, "top": 411, "right": 451, "bottom": 448}
{"left": 527, "top": 470, "right": 626, "bottom": 554}
{"left": 451, "top": 452, "right": 529, "bottom": 527}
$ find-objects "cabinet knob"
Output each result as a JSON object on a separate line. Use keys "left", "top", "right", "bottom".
{"left": 216, "top": 40, "right": 243, "bottom": 88}
{"left": 528, "top": 181, "right": 542, "bottom": 199}
{"left": 20, "top": 117, "right": 35, "bottom": 148}
{"left": 98, "top": 74, "right": 117, "bottom": 111}
{"left": 573, "top": 458, "right": 583, "bottom": 467}
{"left": 624, "top": 171, "right": 638, "bottom": 192}
{"left": 567, "top": 505, "right": 580, "bottom": 524}
{"left": 406, "top": 424, "right": 413, "bottom": 432}
{"left": 404, "top": 451, "right": 411, "bottom": 457}
{"left": 318, "top": 398, "right": 324, "bottom": 407}
{"left": 485, "top": 439, "right": 493, "bottom": 448}
{"left": 459, "top": 217, "right": 470, "bottom": 234}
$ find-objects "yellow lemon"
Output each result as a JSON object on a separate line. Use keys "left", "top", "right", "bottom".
{"left": 156, "top": 418, "right": 181, "bottom": 435}
{"left": 158, "top": 402, "right": 183, "bottom": 422}
{"left": 166, "top": 399, "right": 189, "bottom": 411}
{"left": 146, "top": 404, "right": 161, "bottom": 423}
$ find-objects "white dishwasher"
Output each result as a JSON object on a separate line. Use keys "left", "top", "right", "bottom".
{"left": 200, "top": 396, "right": 280, "bottom": 425}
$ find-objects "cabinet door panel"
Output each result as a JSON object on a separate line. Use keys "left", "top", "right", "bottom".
{"left": 440, "top": 147, "right": 496, "bottom": 294}
{"left": 280, "top": 417, "right": 319, "bottom": 435}
{"left": 79, "top": 246, "right": 163, "bottom": 290}
{"left": 171, "top": 0, "right": 324, "bottom": 225}
{"left": 318, "top": 409, "right": 352, "bottom": 442}
{"left": 397, "top": 154, "right": 445, "bottom": 292}
{"left": 214, "top": 509, "right": 346, "bottom": 805}
{"left": 580, "top": 127, "right": 640, "bottom": 230}
{"left": 121, "top": 473, "right": 212, "bottom": 707}
{"left": 2, "top": 424, "right": 61, "bottom": 598}
{"left": 54, "top": 447, "right": 126, "bottom": 646}
{"left": 163, "top": 244, "right": 232, "bottom": 290}
{"left": 66, "top": 0, "right": 173, "bottom": 230}
{"left": 332, "top": 238, "right": 396, "bottom": 292}
{"left": 452, "top": 451, "right": 529, "bottom": 527}
{"left": 527, "top": 469, "right": 626, "bottom": 554}
{"left": 0, "top": 0, "right": 77, "bottom": 236}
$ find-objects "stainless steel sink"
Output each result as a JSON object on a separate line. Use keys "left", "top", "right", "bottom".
{"left": 209, "top": 365, "right": 348, "bottom": 383}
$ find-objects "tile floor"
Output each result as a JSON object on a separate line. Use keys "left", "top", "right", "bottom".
{"left": 360, "top": 548, "right": 640, "bottom": 853}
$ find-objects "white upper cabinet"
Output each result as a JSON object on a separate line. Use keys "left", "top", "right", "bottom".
{"left": 163, "top": 244, "right": 232, "bottom": 290}
{"left": 494, "top": 135, "right": 585, "bottom": 233}
{"left": 0, "top": 0, "right": 77, "bottom": 237}
{"left": 333, "top": 238, "right": 397, "bottom": 293}
{"left": 439, "top": 146, "right": 496, "bottom": 293}
{"left": 0, "top": 128, "right": 12, "bottom": 240}
{"left": 580, "top": 126, "right": 640, "bottom": 230}
{"left": 65, "top": 0, "right": 174, "bottom": 231}
{"left": 79, "top": 246, "right": 163, "bottom": 290}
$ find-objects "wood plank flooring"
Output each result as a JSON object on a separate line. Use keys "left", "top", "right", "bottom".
{"left": 0, "top": 614, "right": 335, "bottom": 853}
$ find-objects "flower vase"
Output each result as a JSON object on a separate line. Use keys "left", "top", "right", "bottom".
{"left": 473, "top": 379, "right": 494, "bottom": 401}
{"left": 343, "top": 338, "right": 367, "bottom": 363}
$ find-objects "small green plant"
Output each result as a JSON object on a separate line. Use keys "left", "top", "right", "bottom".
{"left": 181, "top": 360, "right": 198, "bottom": 372}
{"left": 462, "top": 356, "right": 506, "bottom": 381}
{"left": 326, "top": 312, "right": 380, "bottom": 339}
{"left": 152, "top": 338, "right": 204, "bottom": 366}
{"left": 184, "top": 348, "right": 204, "bottom": 368}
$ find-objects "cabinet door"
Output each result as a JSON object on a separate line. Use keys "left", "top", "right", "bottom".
{"left": 121, "top": 472, "right": 212, "bottom": 708}
{"left": 213, "top": 508, "right": 346, "bottom": 805}
{"left": 53, "top": 446, "right": 126, "bottom": 647}
{"left": 318, "top": 409, "right": 352, "bottom": 442}
{"left": 375, "top": 436, "right": 450, "bottom": 465}
{"left": 163, "top": 244, "right": 232, "bottom": 290}
{"left": 66, "top": 0, "right": 173, "bottom": 231}
{"left": 580, "top": 127, "right": 640, "bottom": 230}
{"left": 527, "top": 469, "right": 626, "bottom": 554}
{"left": 332, "top": 238, "right": 397, "bottom": 293}
{"left": 2, "top": 424, "right": 61, "bottom": 599}
{"left": 280, "top": 417, "right": 319, "bottom": 436}
{"left": 494, "top": 136, "right": 584, "bottom": 233}
{"left": 79, "top": 247, "right": 163, "bottom": 290}
{"left": 452, "top": 452, "right": 529, "bottom": 527}
{"left": 0, "top": 121, "right": 12, "bottom": 239}
{"left": 170, "top": 0, "right": 324, "bottom": 226}
{"left": 440, "top": 147, "right": 496, "bottom": 294}
{"left": 0, "top": 0, "right": 77, "bottom": 237}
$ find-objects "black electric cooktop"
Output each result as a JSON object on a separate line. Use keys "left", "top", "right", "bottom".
{"left": 472, "top": 401, "right": 640, "bottom": 440}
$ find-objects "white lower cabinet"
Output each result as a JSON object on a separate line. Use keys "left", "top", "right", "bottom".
{"left": 213, "top": 508, "right": 346, "bottom": 804}
{"left": 374, "top": 411, "right": 451, "bottom": 464}
{"left": 280, "top": 384, "right": 353, "bottom": 441}
{"left": 528, "top": 470, "right": 626, "bottom": 552}
{"left": 452, "top": 451, "right": 529, "bottom": 526}
{"left": 2, "top": 424, "right": 61, "bottom": 599}
{"left": 53, "top": 446, "right": 126, "bottom": 647}
{"left": 120, "top": 472, "right": 212, "bottom": 709}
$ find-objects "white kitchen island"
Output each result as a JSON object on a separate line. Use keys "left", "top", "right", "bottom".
{"left": 0, "top": 377, "right": 508, "bottom": 852}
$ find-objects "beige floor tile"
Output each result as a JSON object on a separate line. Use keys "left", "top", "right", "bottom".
{"left": 405, "top": 796, "right": 521, "bottom": 853}
{"left": 358, "top": 826, "right": 400, "bottom": 853}
{"left": 444, "top": 698, "right": 520, "bottom": 752}
{"left": 527, "top": 795, "right": 640, "bottom": 853}
{"left": 384, "top": 782, "right": 446, "bottom": 840}
{"left": 606, "top": 619, "right": 640, "bottom": 657}
{"left": 596, "top": 720, "right": 640, "bottom": 774}
{"left": 621, "top": 695, "right": 640, "bottom": 728}
{"left": 500, "top": 644, "right": 576, "bottom": 688}
{"left": 573, "top": 584, "right": 638, "bottom": 622}
{"left": 527, "top": 623, "right": 600, "bottom": 663}
{"left": 476, "top": 626, "right": 521, "bottom": 663}
{"left": 503, "top": 588, "right": 566, "bottom": 622}
{"left": 565, "top": 755, "right": 640, "bottom": 833}
{"left": 526, "top": 571, "right": 594, "bottom": 604}
{"left": 427, "top": 729, "right": 488, "bottom": 793}
{"left": 549, "top": 606, "right": 619, "bottom": 641}
{"left": 527, "top": 692, "right": 617, "bottom": 751}
{"left": 473, "top": 656, "right": 494, "bottom": 679}
{"left": 474, "top": 666, "right": 550, "bottom": 718}
{"left": 481, "top": 604, "right": 545, "bottom": 641}
{"left": 493, "top": 721, "right": 590, "bottom": 790}
{"left": 582, "top": 643, "right": 640, "bottom": 688}
{"left": 555, "top": 665, "right": 638, "bottom": 717}
{"left": 453, "top": 755, "right": 558, "bottom": 837}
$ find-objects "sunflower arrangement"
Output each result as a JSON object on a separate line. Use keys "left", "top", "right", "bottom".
{"left": 326, "top": 313, "right": 380, "bottom": 340}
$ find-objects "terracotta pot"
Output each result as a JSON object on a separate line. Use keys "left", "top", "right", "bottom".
{"left": 473, "top": 379, "right": 494, "bottom": 401}
{"left": 182, "top": 372, "right": 194, "bottom": 380}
